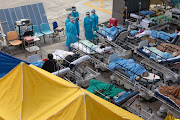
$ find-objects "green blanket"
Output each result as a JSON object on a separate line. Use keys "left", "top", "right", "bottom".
{"left": 79, "top": 40, "right": 99, "bottom": 50}
{"left": 87, "top": 79, "right": 124, "bottom": 100}
{"left": 149, "top": 15, "right": 173, "bottom": 25}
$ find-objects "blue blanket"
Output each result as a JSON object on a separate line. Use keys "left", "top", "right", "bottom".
{"left": 140, "top": 11, "right": 156, "bottom": 16}
{"left": 102, "top": 26, "right": 125, "bottom": 41}
{"left": 31, "top": 60, "right": 44, "bottom": 68}
{"left": 129, "top": 30, "right": 138, "bottom": 36}
{"left": 145, "top": 47, "right": 175, "bottom": 60}
{"left": 114, "top": 91, "right": 131, "bottom": 104}
{"left": 109, "top": 58, "right": 147, "bottom": 83}
{"left": 151, "top": 30, "right": 177, "bottom": 41}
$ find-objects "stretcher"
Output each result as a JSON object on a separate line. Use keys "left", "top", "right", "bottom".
{"left": 155, "top": 86, "right": 180, "bottom": 117}
{"left": 108, "top": 53, "right": 161, "bottom": 86}
{"left": 135, "top": 30, "right": 178, "bottom": 44}
{"left": 125, "top": 14, "right": 172, "bottom": 31}
{"left": 136, "top": 42, "right": 180, "bottom": 83}
{"left": 87, "top": 79, "right": 154, "bottom": 120}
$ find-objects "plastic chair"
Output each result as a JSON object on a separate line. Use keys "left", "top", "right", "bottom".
{"left": 7, "top": 31, "right": 22, "bottom": 46}
{"left": 52, "top": 21, "right": 64, "bottom": 32}
{"left": 30, "top": 25, "right": 44, "bottom": 38}
{"left": 52, "top": 21, "right": 64, "bottom": 40}
{"left": 40, "top": 23, "right": 53, "bottom": 35}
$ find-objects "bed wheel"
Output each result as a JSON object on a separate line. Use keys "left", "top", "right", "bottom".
{"left": 139, "top": 96, "right": 144, "bottom": 102}
{"left": 157, "top": 111, "right": 163, "bottom": 117}
{"left": 111, "top": 80, "right": 117, "bottom": 85}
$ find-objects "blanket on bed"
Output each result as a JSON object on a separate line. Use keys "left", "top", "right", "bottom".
{"left": 157, "top": 43, "right": 180, "bottom": 55}
{"left": 159, "top": 86, "right": 180, "bottom": 107}
{"left": 109, "top": 58, "right": 147, "bottom": 83}
{"left": 140, "top": 11, "right": 156, "bottom": 16}
{"left": 102, "top": 26, "right": 125, "bottom": 41}
{"left": 143, "top": 46, "right": 174, "bottom": 60}
{"left": 151, "top": 30, "right": 177, "bottom": 41}
{"left": 79, "top": 40, "right": 98, "bottom": 50}
{"left": 87, "top": 79, "right": 124, "bottom": 100}
{"left": 149, "top": 15, "right": 173, "bottom": 24}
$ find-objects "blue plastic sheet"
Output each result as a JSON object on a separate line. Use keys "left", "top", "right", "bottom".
{"left": 109, "top": 58, "right": 147, "bottom": 83}
{"left": 0, "top": 52, "right": 29, "bottom": 78}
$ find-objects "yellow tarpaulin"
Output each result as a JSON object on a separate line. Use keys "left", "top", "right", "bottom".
{"left": 0, "top": 62, "right": 143, "bottom": 120}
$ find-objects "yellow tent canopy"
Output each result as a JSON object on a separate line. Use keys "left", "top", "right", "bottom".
{"left": 0, "top": 62, "right": 143, "bottom": 120}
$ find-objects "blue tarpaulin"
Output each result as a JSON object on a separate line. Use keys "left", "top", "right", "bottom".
{"left": 0, "top": 52, "right": 29, "bottom": 78}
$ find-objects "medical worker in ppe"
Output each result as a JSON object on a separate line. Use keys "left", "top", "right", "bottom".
{"left": 71, "top": 6, "right": 80, "bottom": 36}
{"left": 84, "top": 12, "right": 93, "bottom": 40}
{"left": 91, "top": 9, "right": 99, "bottom": 32}
{"left": 66, "top": 17, "right": 78, "bottom": 51}
{"left": 65, "top": 13, "right": 71, "bottom": 36}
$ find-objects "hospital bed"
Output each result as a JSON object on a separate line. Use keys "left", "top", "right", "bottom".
{"left": 154, "top": 86, "right": 180, "bottom": 117}
{"left": 71, "top": 40, "right": 113, "bottom": 69}
{"left": 134, "top": 30, "right": 179, "bottom": 44}
{"left": 126, "top": 13, "right": 173, "bottom": 31}
{"left": 135, "top": 42, "right": 180, "bottom": 83}
{"left": 87, "top": 79, "right": 154, "bottom": 120}
{"left": 108, "top": 53, "right": 161, "bottom": 87}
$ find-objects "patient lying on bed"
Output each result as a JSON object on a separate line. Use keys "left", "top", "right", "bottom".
{"left": 109, "top": 58, "right": 150, "bottom": 83}
{"left": 155, "top": 86, "right": 180, "bottom": 108}
{"left": 135, "top": 30, "right": 177, "bottom": 42}
{"left": 73, "top": 40, "right": 112, "bottom": 54}
{"left": 143, "top": 46, "right": 175, "bottom": 61}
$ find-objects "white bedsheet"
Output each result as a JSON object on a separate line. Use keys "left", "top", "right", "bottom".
{"left": 71, "top": 55, "right": 90, "bottom": 65}
{"left": 73, "top": 42, "right": 112, "bottom": 54}
{"left": 135, "top": 30, "right": 152, "bottom": 38}
{"left": 143, "top": 73, "right": 160, "bottom": 80}
{"left": 53, "top": 49, "right": 74, "bottom": 60}
{"left": 52, "top": 68, "right": 70, "bottom": 76}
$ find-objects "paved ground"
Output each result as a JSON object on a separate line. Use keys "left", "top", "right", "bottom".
{"left": 0, "top": 0, "right": 179, "bottom": 120}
